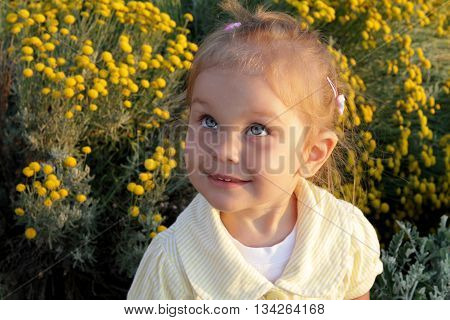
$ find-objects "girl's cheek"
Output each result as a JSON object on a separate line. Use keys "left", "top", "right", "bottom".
{"left": 244, "top": 137, "right": 275, "bottom": 172}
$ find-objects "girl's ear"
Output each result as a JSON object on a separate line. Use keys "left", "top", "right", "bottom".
{"left": 297, "top": 129, "right": 338, "bottom": 178}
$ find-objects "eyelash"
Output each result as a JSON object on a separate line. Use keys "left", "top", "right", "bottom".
{"left": 196, "top": 114, "right": 271, "bottom": 136}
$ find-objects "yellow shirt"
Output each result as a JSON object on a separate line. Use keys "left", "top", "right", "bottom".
{"left": 127, "top": 176, "right": 384, "bottom": 300}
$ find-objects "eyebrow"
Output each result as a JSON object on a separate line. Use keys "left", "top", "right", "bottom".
{"left": 191, "top": 96, "right": 281, "bottom": 121}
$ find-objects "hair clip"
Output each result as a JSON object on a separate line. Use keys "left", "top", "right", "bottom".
{"left": 224, "top": 21, "right": 241, "bottom": 31}
{"left": 326, "top": 76, "right": 345, "bottom": 115}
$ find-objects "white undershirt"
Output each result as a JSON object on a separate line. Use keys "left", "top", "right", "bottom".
{"left": 225, "top": 225, "right": 297, "bottom": 283}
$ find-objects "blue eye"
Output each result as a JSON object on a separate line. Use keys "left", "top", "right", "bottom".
{"left": 198, "top": 114, "right": 269, "bottom": 136}
{"left": 247, "top": 124, "right": 268, "bottom": 137}
{"left": 200, "top": 115, "right": 218, "bottom": 129}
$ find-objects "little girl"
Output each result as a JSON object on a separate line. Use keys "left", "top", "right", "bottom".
{"left": 127, "top": 0, "right": 383, "bottom": 300}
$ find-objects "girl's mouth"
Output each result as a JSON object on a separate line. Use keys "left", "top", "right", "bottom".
{"left": 207, "top": 174, "right": 251, "bottom": 188}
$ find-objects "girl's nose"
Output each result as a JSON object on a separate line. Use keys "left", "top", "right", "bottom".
{"left": 211, "top": 130, "right": 241, "bottom": 164}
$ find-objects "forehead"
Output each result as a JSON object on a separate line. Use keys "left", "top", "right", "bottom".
{"left": 192, "top": 67, "right": 288, "bottom": 118}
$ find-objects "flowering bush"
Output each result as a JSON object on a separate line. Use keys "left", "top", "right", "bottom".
{"left": 0, "top": 0, "right": 195, "bottom": 298}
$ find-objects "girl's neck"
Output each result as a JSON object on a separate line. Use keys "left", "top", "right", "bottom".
{"left": 219, "top": 192, "right": 298, "bottom": 248}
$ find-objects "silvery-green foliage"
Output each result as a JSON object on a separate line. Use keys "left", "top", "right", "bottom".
{"left": 372, "top": 215, "right": 449, "bottom": 300}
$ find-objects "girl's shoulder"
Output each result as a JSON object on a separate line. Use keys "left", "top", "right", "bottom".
{"left": 127, "top": 222, "right": 194, "bottom": 299}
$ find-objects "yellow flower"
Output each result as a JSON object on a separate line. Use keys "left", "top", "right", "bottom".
{"left": 168, "top": 159, "right": 177, "bottom": 169}
{"left": 380, "top": 203, "right": 389, "bottom": 213}
{"left": 65, "top": 77, "right": 77, "bottom": 87}
{"left": 64, "top": 156, "right": 77, "bottom": 168}
{"left": 18, "top": 9, "right": 30, "bottom": 19}
{"left": 88, "top": 89, "right": 99, "bottom": 99}
{"left": 184, "top": 51, "right": 194, "bottom": 61}
{"left": 150, "top": 59, "right": 161, "bottom": 68}
{"left": 162, "top": 164, "right": 171, "bottom": 174}
{"left": 64, "top": 88, "right": 75, "bottom": 98}
{"left": 64, "top": 15, "right": 76, "bottom": 25}
{"left": 50, "top": 191, "right": 61, "bottom": 201}
{"left": 168, "top": 55, "right": 181, "bottom": 65}
{"left": 144, "top": 180, "right": 155, "bottom": 190}
{"left": 123, "top": 100, "right": 132, "bottom": 108}
{"left": 153, "top": 213, "right": 162, "bottom": 222}
{"left": 130, "top": 206, "right": 140, "bottom": 217}
{"left": 37, "top": 187, "right": 47, "bottom": 196}
{"left": 144, "top": 158, "right": 158, "bottom": 171}
{"left": 76, "top": 194, "right": 87, "bottom": 203}
{"left": 183, "top": 13, "right": 194, "bottom": 22}
{"left": 6, "top": 13, "right": 18, "bottom": 24}
{"left": 11, "top": 25, "right": 22, "bottom": 34}
{"left": 59, "top": 188, "right": 69, "bottom": 198}
{"left": 22, "top": 46, "right": 34, "bottom": 55}
{"left": 21, "top": 56, "right": 34, "bottom": 62}
{"left": 82, "top": 146, "right": 92, "bottom": 154}
{"left": 44, "top": 198, "right": 53, "bottom": 207}
{"left": 65, "top": 110, "right": 74, "bottom": 119}
{"left": 160, "top": 110, "right": 170, "bottom": 120}
{"left": 149, "top": 232, "right": 157, "bottom": 238}
{"left": 139, "top": 172, "right": 150, "bottom": 182}
{"left": 22, "top": 167, "right": 35, "bottom": 177}
{"left": 141, "top": 44, "right": 152, "bottom": 53}
{"left": 152, "top": 152, "right": 164, "bottom": 162}
{"left": 165, "top": 147, "right": 176, "bottom": 157}
{"left": 127, "top": 182, "right": 136, "bottom": 192}
{"left": 157, "top": 225, "right": 167, "bottom": 233}
{"left": 33, "top": 14, "right": 46, "bottom": 24}
{"left": 153, "top": 107, "right": 162, "bottom": 116}
{"left": 155, "top": 77, "right": 166, "bottom": 88}
{"left": 25, "top": 227, "right": 37, "bottom": 239}
{"left": 138, "top": 61, "right": 148, "bottom": 70}
{"left": 44, "top": 179, "right": 58, "bottom": 190}
{"left": 82, "top": 45, "right": 94, "bottom": 55}
{"left": 120, "top": 42, "right": 132, "bottom": 53}
{"left": 133, "top": 185, "right": 145, "bottom": 196}
{"left": 15, "top": 208, "right": 25, "bottom": 216}
{"left": 35, "top": 63, "right": 45, "bottom": 72}
{"left": 60, "top": 27, "right": 70, "bottom": 35}
{"left": 16, "top": 183, "right": 26, "bottom": 192}
{"left": 141, "top": 79, "right": 150, "bottom": 88}
{"left": 89, "top": 104, "right": 98, "bottom": 111}
{"left": 43, "top": 42, "right": 55, "bottom": 51}
{"left": 75, "top": 75, "right": 84, "bottom": 83}
{"left": 23, "top": 68, "right": 33, "bottom": 78}
{"left": 188, "top": 43, "right": 198, "bottom": 52}
{"left": 29, "top": 162, "right": 41, "bottom": 172}
{"left": 102, "top": 51, "right": 113, "bottom": 62}
{"left": 414, "top": 194, "right": 422, "bottom": 205}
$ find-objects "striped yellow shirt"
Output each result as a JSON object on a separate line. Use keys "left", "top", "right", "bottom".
{"left": 127, "top": 176, "right": 383, "bottom": 300}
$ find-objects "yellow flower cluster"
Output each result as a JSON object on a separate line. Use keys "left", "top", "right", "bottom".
{"left": 5, "top": 0, "right": 198, "bottom": 135}
{"left": 16, "top": 155, "right": 92, "bottom": 211}
{"left": 126, "top": 145, "right": 178, "bottom": 199}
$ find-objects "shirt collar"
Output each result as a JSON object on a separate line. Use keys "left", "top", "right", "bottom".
{"left": 174, "top": 176, "right": 351, "bottom": 299}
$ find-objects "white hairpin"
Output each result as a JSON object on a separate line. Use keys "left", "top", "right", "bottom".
{"left": 326, "top": 76, "right": 345, "bottom": 115}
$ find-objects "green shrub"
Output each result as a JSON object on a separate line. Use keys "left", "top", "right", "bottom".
{"left": 372, "top": 215, "right": 449, "bottom": 299}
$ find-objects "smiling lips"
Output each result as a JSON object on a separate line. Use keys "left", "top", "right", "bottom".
{"left": 207, "top": 173, "right": 251, "bottom": 183}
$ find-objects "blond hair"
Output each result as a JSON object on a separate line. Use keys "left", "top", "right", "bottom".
{"left": 184, "top": 0, "right": 359, "bottom": 202}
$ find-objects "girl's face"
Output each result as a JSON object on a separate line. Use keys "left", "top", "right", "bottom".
{"left": 184, "top": 67, "right": 307, "bottom": 213}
